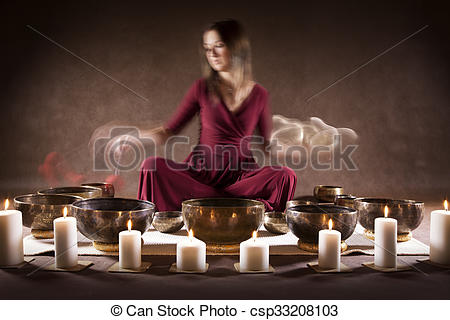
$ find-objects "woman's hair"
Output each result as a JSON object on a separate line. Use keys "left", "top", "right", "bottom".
{"left": 200, "top": 19, "right": 253, "bottom": 97}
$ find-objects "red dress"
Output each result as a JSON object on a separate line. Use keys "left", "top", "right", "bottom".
{"left": 137, "top": 79, "right": 297, "bottom": 212}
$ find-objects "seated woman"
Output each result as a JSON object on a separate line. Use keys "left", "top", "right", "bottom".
{"left": 138, "top": 19, "right": 297, "bottom": 212}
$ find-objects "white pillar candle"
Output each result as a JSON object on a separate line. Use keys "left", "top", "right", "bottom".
{"left": 176, "top": 229, "right": 206, "bottom": 271}
{"left": 239, "top": 231, "right": 269, "bottom": 271}
{"left": 318, "top": 219, "right": 341, "bottom": 270}
{"left": 374, "top": 205, "right": 397, "bottom": 268}
{"left": 0, "top": 199, "right": 24, "bottom": 266}
{"left": 53, "top": 207, "right": 78, "bottom": 268}
{"left": 119, "top": 219, "right": 142, "bottom": 269}
{"left": 430, "top": 200, "right": 450, "bottom": 265}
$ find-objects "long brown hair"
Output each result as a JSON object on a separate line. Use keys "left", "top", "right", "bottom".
{"left": 200, "top": 19, "right": 253, "bottom": 99}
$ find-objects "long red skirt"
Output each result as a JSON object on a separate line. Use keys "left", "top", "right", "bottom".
{"left": 137, "top": 150, "right": 297, "bottom": 212}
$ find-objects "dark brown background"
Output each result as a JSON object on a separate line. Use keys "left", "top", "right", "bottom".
{"left": 1, "top": 0, "right": 449, "bottom": 202}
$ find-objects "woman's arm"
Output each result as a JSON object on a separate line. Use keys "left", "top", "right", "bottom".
{"left": 163, "top": 79, "right": 201, "bottom": 135}
{"left": 257, "top": 91, "right": 274, "bottom": 161}
{"left": 140, "top": 80, "right": 202, "bottom": 146}
{"left": 140, "top": 126, "right": 173, "bottom": 146}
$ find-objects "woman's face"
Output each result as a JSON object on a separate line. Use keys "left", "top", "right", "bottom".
{"left": 203, "top": 30, "right": 231, "bottom": 72}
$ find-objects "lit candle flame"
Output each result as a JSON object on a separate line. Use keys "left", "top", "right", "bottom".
{"left": 127, "top": 219, "right": 132, "bottom": 231}
{"left": 63, "top": 207, "right": 68, "bottom": 218}
{"left": 328, "top": 218, "right": 333, "bottom": 230}
{"left": 252, "top": 231, "right": 257, "bottom": 241}
{"left": 445, "top": 200, "right": 448, "bottom": 211}
{"left": 4, "top": 199, "right": 9, "bottom": 210}
{"left": 384, "top": 205, "right": 389, "bottom": 218}
{"left": 188, "top": 229, "right": 194, "bottom": 242}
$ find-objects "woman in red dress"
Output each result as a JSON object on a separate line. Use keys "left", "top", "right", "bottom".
{"left": 138, "top": 19, "right": 297, "bottom": 212}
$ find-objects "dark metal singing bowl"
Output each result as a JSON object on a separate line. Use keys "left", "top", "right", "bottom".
{"left": 286, "top": 204, "right": 357, "bottom": 243}
{"left": 334, "top": 195, "right": 357, "bottom": 209}
{"left": 14, "top": 194, "right": 83, "bottom": 229}
{"left": 71, "top": 198, "right": 155, "bottom": 243}
{"left": 182, "top": 198, "right": 265, "bottom": 245}
{"left": 81, "top": 182, "right": 115, "bottom": 197}
{"left": 264, "top": 211, "right": 289, "bottom": 234}
{"left": 355, "top": 198, "right": 424, "bottom": 234}
{"left": 152, "top": 211, "right": 184, "bottom": 233}
{"left": 38, "top": 186, "right": 103, "bottom": 199}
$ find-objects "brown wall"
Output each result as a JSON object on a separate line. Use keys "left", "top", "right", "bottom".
{"left": 1, "top": 0, "right": 449, "bottom": 201}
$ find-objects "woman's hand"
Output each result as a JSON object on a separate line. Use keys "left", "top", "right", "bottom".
{"left": 140, "top": 126, "right": 173, "bottom": 146}
{"left": 111, "top": 126, "right": 172, "bottom": 163}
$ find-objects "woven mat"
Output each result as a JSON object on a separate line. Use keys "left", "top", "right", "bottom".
{"left": 23, "top": 224, "right": 429, "bottom": 256}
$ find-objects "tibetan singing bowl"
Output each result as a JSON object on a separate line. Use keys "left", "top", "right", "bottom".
{"left": 152, "top": 211, "right": 184, "bottom": 233}
{"left": 264, "top": 211, "right": 289, "bottom": 234}
{"left": 81, "top": 182, "right": 115, "bottom": 197}
{"left": 355, "top": 198, "right": 424, "bottom": 239}
{"left": 286, "top": 204, "right": 357, "bottom": 250}
{"left": 182, "top": 198, "right": 265, "bottom": 246}
{"left": 71, "top": 198, "right": 155, "bottom": 248}
{"left": 334, "top": 194, "right": 357, "bottom": 208}
{"left": 313, "top": 185, "right": 344, "bottom": 202}
{"left": 38, "top": 186, "right": 103, "bottom": 199}
{"left": 286, "top": 199, "right": 319, "bottom": 209}
{"left": 14, "top": 194, "right": 83, "bottom": 238}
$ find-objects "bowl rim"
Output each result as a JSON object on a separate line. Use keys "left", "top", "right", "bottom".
{"left": 81, "top": 182, "right": 114, "bottom": 187}
{"left": 14, "top": 193, "right": 84, "bottom": 205}
{"left": 155, "top": 211, "right": 183, "bottom": 218}
{"left": 354, "top": 197, "right": 424, "bottom": 206}
{"left": 286, "top": 203, "right": 357, "bottom": 214}
{"left": 37, "top": 186, "right": 103, "bottom": 194}
{"left": 264, "top": 211, "right": 286, "bottom": 217}
{"left": 314, "top": 185, "right": 344, "bottom": 190}
{"left": 182, "top": 197, "right": 265, "bottom": 209}
{"left": 71, "top": 197, "right": 155, "bottom": 214}
{"left": 335, "top": 194, "right": 356, "bottom": 199}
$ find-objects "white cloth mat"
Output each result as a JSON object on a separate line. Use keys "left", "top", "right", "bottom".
{"left": 24, "top": 224, "right": 429, "bottom": 256}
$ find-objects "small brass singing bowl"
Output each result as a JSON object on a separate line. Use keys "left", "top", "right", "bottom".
{"left": 71, "top": 197, "right": 155, "bottom": 252}
{"left": 264, "top": 211, "right": 289, "bottom": 234}
{"left": 355, "top": 198, "right": 424, "bottom": 242}
{"left": 38, "top": 186, "right": 103, "bottom": 199}
{"left": 313, "top": 185, "right": 344, "bottom": 203}
{"left": 81, "top": 182, "right": 115, "bottom": 197}
{"left": 286, "top": 199, "right": 319, "bottom": 209}
{"left": 286, "top": 204, "right": 357, "bottom": 253}
{"left": 14, "top": 194, "right": 83, "bottom": 239}
{"left": 182, "top": 198, "right": 265, "bottom": 253}
{"left": 334, "top": 194, "right": 357, "bottom": 209}
{"left": 152, "top": 211, "right": 184, "bottom": 233}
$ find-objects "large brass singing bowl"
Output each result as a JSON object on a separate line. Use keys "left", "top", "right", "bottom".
{"left": 81, "top": 182, "right": 115, "bottom": 197}
{"left": 286, "top": 204, "right": 357, "bottom": 252}
{"left": 182, "top": 198, "right": 265, "bottom": 246}
{"left": 38, "top": 186, "right": 103, "bottom": 199}
{"left": 355, "top": 198, "right": 424, "bottom": 241}
{"left": 71, "top": 198, "right": 155, "bottom": 248}
{"left": 14, "top": 194, "right": 83, "bottom": 238}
